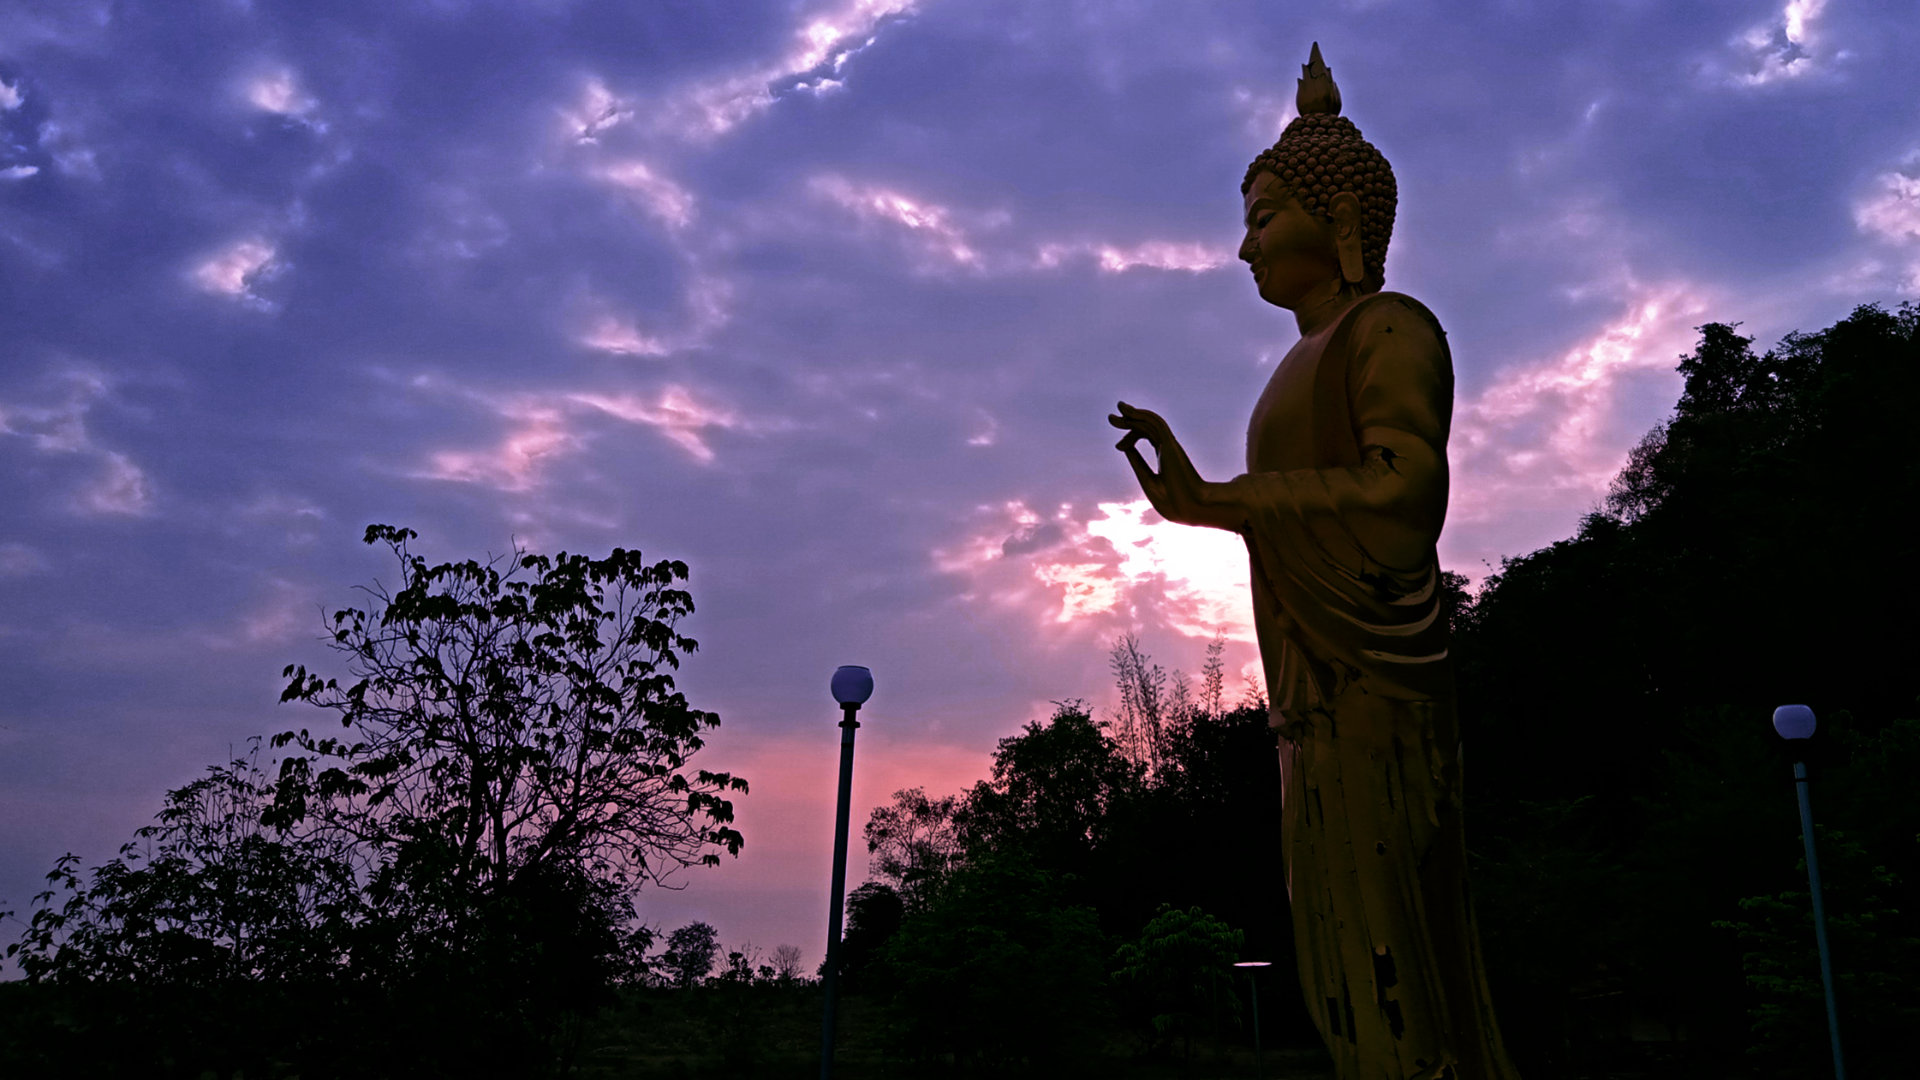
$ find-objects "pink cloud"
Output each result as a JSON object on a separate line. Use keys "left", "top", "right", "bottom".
{"left": 1720, "top": 0, "right": 1843, "bottom": 87}
{"left": 1033, "top": 240, "right": 1231, "bottom": 274}
{"left": 412, "top": 377, "right": 748, "bottom": 494}
{"left": 1853, "top": 153, "right": 1920, "bottom": 293}
{"left": 420, "top": 401, "right": 580, "bottom": 492}
{"left": 1444, "top": 282, "right": 1710, "bottom": 576}
{"left": 244, "top": 67, "right": 317, "bottom": 120}
{"left": 194, "top": 577, "right": 320, "bottom": 650}
{"left": 650, "top": 0, "right": 918, "bottom": 140}
{"left": 81, "top": 451, "right": 153, "bottom": 516}
{"left": 934, "top": 498, "right": 1261, "bottom": 697}
{"left": 572, "top": 386, "right": 740, "bottom": 464}
{"left": 595, "top": 159, "right": 697, "bottom": 230}
{"left": 578, "top": 313, "right": 671, "bottom": 358}
{"left": 1093, "top": 241, "right": 1232, "bottom": 274}
{"left": 811, "top": 175, "right": 982, "bottom": 268}
{"left": 572, "top": 272, "right": 733, "bottom": 358}
{"left": 191, "top": 238, "right": 282, "bottom": 310}
{"left": 560, "top": 76, "right": 634, "bottom": 145}
{"left": 813, "top": 177, "right": 1232, "bottom": 278}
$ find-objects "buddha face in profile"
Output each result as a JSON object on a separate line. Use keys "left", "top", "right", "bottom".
{"left": 1237, "top": 90, "right": 1399, "bottom": 314}
{"left": 1240, "top": 172, "right": 1344, "bottom": 311}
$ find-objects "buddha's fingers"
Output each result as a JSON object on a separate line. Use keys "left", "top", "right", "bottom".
{"left": 1121, "top": 442, "right": 1171, "bottom": 510}
{"left": 1114, "top": 401, "right": 1173, "bottom": 446}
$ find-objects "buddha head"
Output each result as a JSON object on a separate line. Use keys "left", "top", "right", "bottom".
{"left": 1240, "top": 44, "right": 1397, "bottom": 302}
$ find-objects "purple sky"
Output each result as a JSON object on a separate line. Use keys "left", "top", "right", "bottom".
{"left": 4, "top": 0, "right": 1918, "bottom": 971}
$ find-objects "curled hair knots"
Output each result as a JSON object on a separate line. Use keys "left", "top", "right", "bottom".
{"left": 1241, "top": 114, "right": 1398, "bottom": 288}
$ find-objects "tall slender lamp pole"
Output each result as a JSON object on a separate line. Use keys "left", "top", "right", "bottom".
{"left": 1234, "top": 961, "right": 1272, "bottom": 1079}
{"left": 820, "top": 665, "right": 873, "bottom": 1080}
{"left": 1773, "top": 704, "right": 1846, "bottom": 1080}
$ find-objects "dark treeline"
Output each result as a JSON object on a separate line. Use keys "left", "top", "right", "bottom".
{"left": 1451, "top": 303, "right": 1920, "bottom": 1077}
{"left": 5, "top": 304, "right": 1918, "bottom": 1079}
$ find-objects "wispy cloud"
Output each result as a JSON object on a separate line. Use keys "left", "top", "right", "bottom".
{"left": 197, "top": 576, "right": 319, "bottom": 650}
{"left": 0, "top": 371, "right": 155, "bottom": 517}
{"left": 0, "top": 541, "right": 49, "bottom": 577}
{"left": 191, "top": 238, "right": 282, "bottom": 310}
{"left": 572, "top": 271, "right": 732, "bottom": 358}
{"left": 652, "top": 0, "right": 917, "bottom": 140}
{"left": 578, "top": 313, "right": 670, "bottom": 357}
{"left": 1446, "top": 283, "right": 1709, "bottom": 570}
{"left": 419, "top": 399, "right": 580, "bottom": 493}
{"left": 595, "top": 159, "right": 696, "bottom": 230}
{"left": 1854, "top": 152, "right": 1920, "bottom": 293}
{"left": 815, "top": 175, "right": 1232, "bottom": 277}
{"left": 1723, "top": 0, "right": 1840, "bottom": 86}
{"left": 244, "top": 66, "right": 318, "bottom": 121}
{"left": 561, "top": 76, "right": 634, "bottom": 145}
{"left": 812, "top": 175, "right": 982, "bottom": 268}
{"left": 83, "top": 452, "right": 154, "bottom": 516}
{"left": 572, "top": 386, "right": 741, "bottom": 464}
{"left": 1038, "top": 240, "right": 1233, "bottom": 274}
{"left": 1231, "top": 85, "right": 1294, "bottom": 142}
{"left": 414, "top": 379, "right": 745, "bottom": 493}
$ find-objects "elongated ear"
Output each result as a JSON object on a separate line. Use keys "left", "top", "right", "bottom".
{"left": 1329, "top": 191, "right": 1364, "bottom": 285}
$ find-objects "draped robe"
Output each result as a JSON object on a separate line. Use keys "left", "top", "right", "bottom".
{"left": 1237, "top": 291, "right": 1519, "bottom": 1080}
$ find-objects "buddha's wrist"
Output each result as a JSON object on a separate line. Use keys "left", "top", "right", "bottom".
{"left": 1190, "top": 477, "right": 1251, "bottom": 531}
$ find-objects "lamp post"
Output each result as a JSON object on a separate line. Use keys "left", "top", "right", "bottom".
{"left": 819, "top": 665, "right": 873, "bottom": 1080}
{"left": 1233, "top": 960, "right": 1272, "bottom": 1079}
{"left": 1773, "top": 703, "right": 1846, "bottom": 1080}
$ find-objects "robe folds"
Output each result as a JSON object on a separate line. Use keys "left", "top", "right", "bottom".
{"left": 1239, "top": 292, "right": 1520, "bottom": 1080}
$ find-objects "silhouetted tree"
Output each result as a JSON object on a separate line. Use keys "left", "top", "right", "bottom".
{"left": 962, "top": 700, "right": 1145, "bottom": 889}
{"left": 770, "top": 943, "right": 805, "bottom": 982}
{"left": 661, "top": 920, "right": 721, "bottom": 988}
{"left": 863, "top": 786, "right": 965, "bottom": 911}
{"left": 272, "top": 525, "right": 746, "bottom": 891}
{"left": 1112, "top": 905, "right": 1245, "bottom": 1062}
{"left": 1109, "top": 634, "right": 1171, "bottom": 770}
{"left": 837, "top": 881, "right": 905, "bottom": 990}
{"left": 880, "top": 854, "right": 1107, "bottom": 1072}
{"left": 8, "top": 526, "right": 744, "bottom": 1077}
{"left": 6, "top": 747, "right": 363, "bottom": 1076}
{"left": 1199, "top": 633, "right": 1228, "bottom": 721}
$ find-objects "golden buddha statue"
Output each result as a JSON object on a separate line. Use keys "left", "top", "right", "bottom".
{"left": 1109, "top": 44, "right": 1519, "bottom": 1080}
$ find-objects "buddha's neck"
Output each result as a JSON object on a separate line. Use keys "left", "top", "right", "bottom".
{"left": 1292, "top": 279, "right": 1364, "bottom": 336}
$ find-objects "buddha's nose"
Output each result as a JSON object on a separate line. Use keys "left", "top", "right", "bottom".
{"left": 1238, "top": 235, "right": 1257, "bottom": 264}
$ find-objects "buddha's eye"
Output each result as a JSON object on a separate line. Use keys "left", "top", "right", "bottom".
{"left": 1256, "top": 213, "right": 1274, "bottom": 228}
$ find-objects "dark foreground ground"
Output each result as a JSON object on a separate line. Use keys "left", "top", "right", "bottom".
{"left": 0, "top": 979, "right": 1742, "bottom": 1078}
{"left": 571, "top": 986, "right": 1710, "bottom": 1079}
{"left": 574, "top": 986, "right": 1334, "bottom": 1079}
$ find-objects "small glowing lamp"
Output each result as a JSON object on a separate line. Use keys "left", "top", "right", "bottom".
{"left": 831, "top": 665, "right": 874, "bottom": 708}
{"left": 1772, "top": 704, "right": 1817, "bottom": 741}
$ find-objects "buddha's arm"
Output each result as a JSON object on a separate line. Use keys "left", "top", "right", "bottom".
{"left": 1194, "top": 301, "right": 1452, "bottom": 571}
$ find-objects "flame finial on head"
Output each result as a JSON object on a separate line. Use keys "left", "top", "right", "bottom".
{"left": 1296, "top": 41, "right": 1342, "bottom": 116}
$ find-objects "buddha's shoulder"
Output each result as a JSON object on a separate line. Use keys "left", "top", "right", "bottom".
{"left": 1350, "top": 291, "right": 1448, "bottom": 347}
